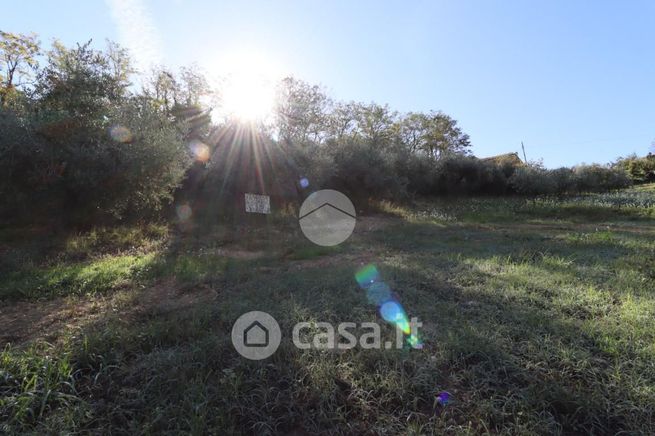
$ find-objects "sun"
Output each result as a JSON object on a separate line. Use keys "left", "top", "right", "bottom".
{"left": 212, "top": 51, "right": 280, "bottom": 122}
{"left": 222, "top": 72, "right": 275, "bottom": 121}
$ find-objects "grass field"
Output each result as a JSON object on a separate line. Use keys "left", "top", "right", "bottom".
{"left": 1, "top": 186, "right": 654, "bottom": 434}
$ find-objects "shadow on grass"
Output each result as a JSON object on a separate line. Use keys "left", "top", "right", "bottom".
{"left": 1, "top": 209, "right": 654, "bottom": 433}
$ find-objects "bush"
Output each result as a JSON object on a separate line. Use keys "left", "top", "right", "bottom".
{"left": 0, "top": 110, "right": 43, "bottom": 209}
{"left": 400, "top": 152, "right": 438, "bottom": 195}
{"left": 0, "top": 35, "right": 638, "bottom": 228}
{"left": 0, "top": 40, "right": 193, "bottom": 225}
{"left": 614, "top": 155, "right": 655, "bottom": 184}
{"left": 506, "top": 164, "right": 630, "bottom": 196}
{"left": 423, "top": 154, "right": 516, "bottom": 195}
{"left": 572, "top": 164, "right": 631, "bottom": 193}
{"left": 549, "top": 167, "right": 574, "bottom": 194}
{"left": 509, "top": 165, "right": 557, "bottom": 195}
{"left": 328, "top": 139, "right": 408, "bottom": 201}
{"left": 0, "top": 99, "right": 190, "bottom": 224}
{"left": 310, "top": 145, "right": 630, "bottom": 200}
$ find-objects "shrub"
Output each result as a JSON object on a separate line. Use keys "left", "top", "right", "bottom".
{"left": 426, "top": 154, "right": 516, "bottom": 195}
{"left": 328, "top": 139, "right": 408, "bottom": 201}
{"left": 572, "top": 164, "right": 631, "bottom": 193}
{"left": 0, "top": 35, "right": 638, "bottom": 227}
{"left": 0, "top": 39, "right": 193, "bottom": 225}
{"left": 614, "top": 154, "right": 655, "bottom": 184}
{"left": 509, "top": 165, "right": 557, "bottom": 195}
{"left": 400, "top": 152, "right": 438, "bottom": 195}
{"left": 0, "top": 99, "right": 190, "bottom": 223}
{"left": 0, "top": 110, "right": 43, "bottom": 210}
{"left": 549, "top": 167, "right": 574, "bottom": 194}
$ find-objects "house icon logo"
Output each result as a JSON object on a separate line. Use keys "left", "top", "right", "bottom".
{"left": 231, "top": 311, "right": 281, "bottom": 360}
{"left": 243, "top": 320, "right": 269, "bottom": 347}
{"left": 299, "top": 190, "right": 356, "bottom": 246}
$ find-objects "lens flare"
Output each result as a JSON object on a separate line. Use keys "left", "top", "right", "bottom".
{"left": 380, "top": 300, "right": 411, "bottom": 334}
{"left": 366, "top": 282, "right": 392, "bottom": 306}
{"left": 109, "top": 125, "right": 132, "bottom": 143}
{"left": 189, "top": 139, "right": 210, "bottom": 162}
{"left": 176, "top": 203, "right": 192, "bottom": 222}
{"left": 355, "top": 264, "right": 424, "bottom": 348}
{"left": 355, "top": 264, "right": 381, "bottom": 288}
{"left": 436, "top": 391, "right": 451, "bottom": 406}
{"left": 300, "top": 177, "right": 309, "bottom": 189}
{"left": 407, "top": 333, "right": 424, "bottom": 349}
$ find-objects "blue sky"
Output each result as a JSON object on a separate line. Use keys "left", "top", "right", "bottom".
{"left": 5, "top": 0, "right": 655, "bottom": 167}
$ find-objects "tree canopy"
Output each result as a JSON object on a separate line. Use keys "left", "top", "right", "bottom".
{"left": 0, "top": 32, "right": 633, "bottom": 225}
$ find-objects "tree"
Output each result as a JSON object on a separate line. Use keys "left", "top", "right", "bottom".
{"left": 0, "top": 31, "right": 40, "bottom": 106}
{"left": 326, "top": 101, "right": 358, "bottom": 142}
{"left": 396, "top": 112, "right": 427, "bottom": 152}
{"left": 350, "top": 103, "right": 397, "bottom": 145}
{"left": 398, "top": 111, "right": 470, "bottom": 158}
{"left": 275, "top": 77, "right": 331, "bottom": 144}
{"left": 614, "top": 154, "right": 655, "bottom": 184}
{"left": 35, "top": 39, "right": 132, "bottom": 118}
{"left": 0, "top": 38, "right": 193, "bottom": 223}
{"left": 424, "top": 111, "right": 471, "bottom": 157}
{"left": 177, "top": 65, "right": 210, "bottom": 107}
{"left": 145, "top": 67, "right": 179, "bottom": 114}
{"left": 142, "top": 65, "right": 212, "bottom": 140}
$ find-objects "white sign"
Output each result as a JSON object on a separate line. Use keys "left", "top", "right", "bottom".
{"left": 245, "top": 193, "right": 271, "bottom": 214}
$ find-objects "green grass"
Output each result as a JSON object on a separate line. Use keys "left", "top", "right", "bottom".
{"left": 0, "top": 253, "right": 156, "bottom": 300}
{"left": 1, "top": 189, "right": 654, "bottom": 434}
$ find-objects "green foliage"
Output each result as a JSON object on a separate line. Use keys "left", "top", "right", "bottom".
{"left": 0, "top": 31, "right": 40, "bottom": 106}
{"left": 0, "top": 99, "right": 190, "bottom": 222}
{"left": 35, "top": 40, "right": 131, "bottom": 117}
{"left": 399, "top": 111, "right": 471, "bottom": 157}
{"left": 509, "top": 163, "right": 630, "bottom": 196}
{"left": 0, "top": 39, "right": 192, "bottom": 223}
{"left": 432, "top": 154, "right": 508, "bottom": 194}
{"left": 274, "top": 78, "right": 471, "bottom": 157}
{"left": 536, "top": 186, "right": 655, "bottom": 212}
{"left": 63, "top": 224, "right": 168, "bottom": 258}
{"left": 571, "top": 164, "right": 631, "bottom": 192}
{"left": 0, "top": 33, "right": 640, "bottom": 229}
{"left": 275, "top": 77, "right": 332, "bottom": 144}
{"left": 329, "top": 139, "right": 408, "bottom": 200}
{"left": 510, "top": 164, "right": 557, "bottom": 195}
{"left": 0, "top": 224, "right": 168, "bottom": 300}
{"left": 615, "top": 154, "right": 655, "bottom": 184}
{"left": 96, "top": 101, "right": 191, "bottom": 218}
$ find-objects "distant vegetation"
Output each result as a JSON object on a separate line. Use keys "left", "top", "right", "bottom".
{"left": 615, "top": 153, "right": 655, "bottom": 184}
{"left": 0, "top": 32, "right": 641, "bottom": 227}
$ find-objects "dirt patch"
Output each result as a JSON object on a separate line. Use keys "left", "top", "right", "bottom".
{"left": 0, "top": 280, "right": 219, "bottom": 347}
{"left": 285, "top": 248, "right": 383, "bottom": 273}
{"left": 131, "top": 279, "right": 217, "bottom": 316}
{"left": 281, "top": 216, "right": 399, "bottom": 272}
{"left": 285, "top": 255, "right": 344, "bottom": 272}
{"left": 212, "top": 247, "right": 266, "bottom": 260}
{"left": 0, "top": 297, "right": 105, "bottom": 347}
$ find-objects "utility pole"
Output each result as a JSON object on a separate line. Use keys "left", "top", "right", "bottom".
{"left": 521, "top": 141, "right": 528, "bottom": 164}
